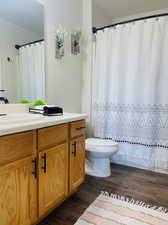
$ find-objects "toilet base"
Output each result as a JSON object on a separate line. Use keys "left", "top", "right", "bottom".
{"left": 85, "top": 158, "right": 111, "bottom": 178}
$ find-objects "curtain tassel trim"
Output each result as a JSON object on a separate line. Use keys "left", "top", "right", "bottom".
{"left": 95, "top": 138, "right": 168, "bottom": 149}
{"left": 100, "top": 191, "right": 168, "bottom": 214}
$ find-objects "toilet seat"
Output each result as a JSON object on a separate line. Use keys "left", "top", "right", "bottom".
{"left": 86, "top": 138, "right": 118, "bottom": 152}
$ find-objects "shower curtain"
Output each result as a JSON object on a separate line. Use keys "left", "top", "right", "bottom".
{"left": 92, "top": 16, "right": 168, "bottom": 173}
{"left": 18, "top": 41, "right": 45, "bottom": 102}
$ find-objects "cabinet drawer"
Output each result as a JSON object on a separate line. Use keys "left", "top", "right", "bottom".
{"left": 38, "top": 124, "right": 68, "bottom": 150}
{"left": 70, "top": 120, "right": 86, "bottom": 139}
{"left": 0, "top": 131, "right": 36, "bottom": 166}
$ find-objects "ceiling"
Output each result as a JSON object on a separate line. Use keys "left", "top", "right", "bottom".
{"left": 94, "top": 0, "right": 168, "bottom": 21}
{"left": 0, "top": 0, "right": 44, "bottom": 35}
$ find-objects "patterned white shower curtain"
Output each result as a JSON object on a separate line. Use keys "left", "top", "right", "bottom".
{"left": 92, "top": 16, "right": 168, "bottom": 173}
{"left": 18, "top": 41, "right": 45, "bottom": 102}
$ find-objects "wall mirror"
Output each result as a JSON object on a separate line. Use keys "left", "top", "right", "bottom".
{"left": 0, "top": 0, "right": 44, "bottom": 104}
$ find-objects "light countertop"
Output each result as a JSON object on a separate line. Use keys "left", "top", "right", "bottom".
{"left": 0, "top": 112, "right": 87, "bottom": 136}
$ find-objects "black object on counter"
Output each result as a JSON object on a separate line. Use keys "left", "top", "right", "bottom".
{"left": 29, "top": 105, "right": 63, "bottom": 116}
{"left": 43, "top": 106, "right": 63, "bottom": 116}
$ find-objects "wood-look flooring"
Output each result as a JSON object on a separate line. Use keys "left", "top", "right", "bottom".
{"left": 39, "top": 164, "right": 168, "bottom": 225}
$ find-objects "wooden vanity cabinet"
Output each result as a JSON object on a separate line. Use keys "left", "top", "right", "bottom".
{"left": 70, "top": 120, "right": 86, "bottom": 139}
{"left": 38, "top": 143, "right": 68, "bottom": 217}
{"left": 69, "top": 120, "right": 86, "bottom": 192}
{"left": 0, "top": 155, "right": 38, "bottom": 225}
{"left": 38, "top": 124, "right": 68, "bottom": 151}
{"left": 0, "top": 131, "right": 37, "bottom": 225}
{"left": 0, "top": 120, "right": 85, "bottom": 225}
{"left": 0, "top": 130, "right": 36, "bottom": 166}
{"left": 69, "top": 136, "right": 85, "bottom": 192}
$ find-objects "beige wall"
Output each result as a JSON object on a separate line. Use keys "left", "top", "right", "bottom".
{"left": 92, "top": 1, "right": 111, "bottom": 27}
{"left": 81, "top": 0, "right": 94, "bottom": 137}
{"left": 112, "top": 8, "right": 168, "bottom": 24}
{"left": 45, "top": 0, "right": 83, "bottom": 113}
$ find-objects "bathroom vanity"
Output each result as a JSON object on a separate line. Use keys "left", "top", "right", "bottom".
{"left": 0, "top": 112, "right": 86, "bottom": 225}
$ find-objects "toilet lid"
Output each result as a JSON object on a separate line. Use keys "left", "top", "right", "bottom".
{"left": 86, "top": 138, "right": 118, "bottom": 148}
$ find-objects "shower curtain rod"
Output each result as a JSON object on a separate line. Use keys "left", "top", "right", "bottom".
{"left": 15, "top": 39, "right": 44, "bottom": 50}
{"left": 93, "top": 13, "right": 168, "bottom": 33}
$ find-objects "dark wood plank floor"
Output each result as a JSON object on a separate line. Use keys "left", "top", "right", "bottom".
{"left": 39, "top": 164, "right": 168, "bottom": 225}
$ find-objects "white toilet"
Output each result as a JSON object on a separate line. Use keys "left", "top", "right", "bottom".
{"left": 85, "top": 138, "right": 118, "bottom": 178}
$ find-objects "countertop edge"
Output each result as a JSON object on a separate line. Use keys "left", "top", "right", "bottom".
{"left": 0, "top": 114, "right": 87, "bottom": 137}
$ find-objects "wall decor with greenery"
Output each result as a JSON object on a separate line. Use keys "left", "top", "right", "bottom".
{"left": 71, "top": 30, "right": 82, "bottom": 55}
{"left": 55, "top": 27, "right": 67, "bottom": 59}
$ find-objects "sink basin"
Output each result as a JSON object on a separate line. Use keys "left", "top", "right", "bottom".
{"left": 0, "top": 113, "right": 44, "bottom": 125}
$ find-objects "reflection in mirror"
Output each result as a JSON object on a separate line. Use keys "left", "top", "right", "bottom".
{"left": 0, "top": 0, "right": 44, "bottom": 103}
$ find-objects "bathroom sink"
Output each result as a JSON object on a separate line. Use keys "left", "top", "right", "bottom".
{"left": 0, "top": 113, "right": 44, "bottom": 125}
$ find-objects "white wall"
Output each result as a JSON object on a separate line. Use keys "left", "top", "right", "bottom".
{"left": 0, "top": 17, "right": 42, "bottom": 103}
{"left": 82, "top": 0, "right": 93, "bottom": 136}
{"left": 92, "top": 2, "right": 112, "bottom": 27}
{"left": 111, "top": 8, "right": 168, "bottom": 24}
{"left": 45, "top": 0, "right": 83, "bottom": 113}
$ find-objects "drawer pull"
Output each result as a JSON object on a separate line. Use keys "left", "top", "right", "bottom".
{"left": 41, "top": 153, "right": 47, "bottom": 173}
{"left": 72, "top": 142, "right": 77, "bottom": 157}
{"left": 32, "top": 158, "right": 37, "bottom": 179}
{"left": 76, "top": 126, "right": 86, "bottom": 131}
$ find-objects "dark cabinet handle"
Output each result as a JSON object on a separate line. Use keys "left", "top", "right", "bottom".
{"left": 72, "top": 141, "right": 77, "bottom": 157}
{"left": 76, "top": 126, "right": 86, "bottom": 131}
{"left": 41, "top": 153, "right": 47, "bottom": 173}
{"left": 32, "top": 158, "right": 37, "bottom": 178}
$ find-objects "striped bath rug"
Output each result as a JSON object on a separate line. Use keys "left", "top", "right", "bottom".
{"left": 74, "top": 192, "right": 168, "bottom": 225}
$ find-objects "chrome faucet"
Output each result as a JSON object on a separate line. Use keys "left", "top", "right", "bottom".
{"left": 0, "top": 90, "right": 9, "bottom": 104}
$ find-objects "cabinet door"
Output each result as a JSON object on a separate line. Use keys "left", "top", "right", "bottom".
{"left": 70, "top": 136, "right": 85, "bottom": 192}
{"left": 0, "top": 155, "right": 37, "bottom": 225}
{"left": 39, "top": 143, "right": 68, "bottom": 217}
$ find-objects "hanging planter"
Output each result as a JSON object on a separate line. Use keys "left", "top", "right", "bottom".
{"left": 55, "top": 27, "right": 67, "bottom": 59}
{"left": 71, "top": 30, "right": 82, "bottom": 55}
